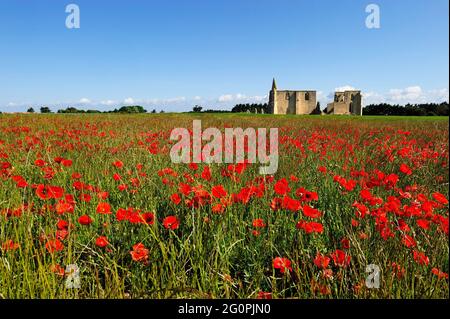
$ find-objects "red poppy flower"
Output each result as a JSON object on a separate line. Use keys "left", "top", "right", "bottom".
{"left": 189, "top": 163, "right": 198, "bottom": 171}
{"left": 340, "top": 238, "right": 350, "bottom": 249}
{"left": 385, "top": 173, "right": 399, "bottom": 187}
{"left": 34, "top": 159, "right": 46, "bottom": 167}
{"left": 95, "top": 236, "right": 109, "bottom": 248}
{"left": 273, "top": 257, "right": 292, "bottom": 274}
{"left": 314, "top": 253, "right": 330, "bottom": 269}
{"left": 115, "top": 207, "right": 142, "bottom": 224}
{"left": 61, "top": 159, "right": 72, "bottom": 167}
{"left": 416, "top": 219, "right": 430, "bottom": 230}
{"left": 77, "top": 194, "right": 90, "bottom": 204}
{"left": 72, "top": 172, "right": 82, "bottom": 179}
{"left": 96, "top": 202, "right": 112, "bottom": 214}
{"left": 45, "top": 239, "right": 64, "bottom": 253}
{"left": 296, "top": 220, "right": 324, "bottom": 234}
{"left": 331, "top": 249, "right": 351, "bottom": 267}
{"left": 257, "top": 292, "right": 272, "bottom": 299}
{"left": 97, "top": 191, "right": 109, "bottom": 200}
{"left": 141, "top": 212, "right": 155, "bottom": 225}
{"left": 163, "top": 215, "right": 180, "bottom": 230}
{"left": 318, "top": 166, "right": 327, "bottom": 174}
{"left": 402, "top": 234, "right": 417, "bottom": 248}
{"left": 1, "top": 240, "right": 20, "bottom": 251}
{"left": 56, "top": 229, "right": 69, "bottom": 240}
{"left": 302, "top": 205, "right": 322, "bottom": 218}
{"left": 178, "top": 182, "right": 192, "bottom": 196}
{"left": 432, "top": 192, "right": 448, "bottom": 205}
{"left": 48, "top": 186, "right": 64, "bottom": 199}
{"left": 413, "top": 250, "right": 429, "bottom": 266}
{"left": 12, "top": 175, "right": 27, "bottom": 188}
{"left": 432, "top": 268, "right": 449, "bottom": 279}
{"left": 201, "top": 166, "right": 212, "bottom": 181}
{"left": 274, "top": 178, "right": 290, "bottom": 196}
{"left": 212, "top": 185, "right": 227, "bottom": 198}
{"left": 212, "top": 203, "right": 225, "bottom": 214}
{"left": 252, "top": 218, "right": 266, "bottom": 228}
{"left": 399, "top": 163, "right": 412, "bottom": 175}
{"left": 130, "top": 243, "right": 149, "bottom": 263}
{"left": 296, "top": 187, "right": 319, "bottom": 202}
{"left": 113, "top": 160, "right": 124, "bottom": 168}
{"left": 170, "top": 193, "right": 181, "bottom": 205}
{"left": 397, "top": 219, "right": 411, "bottom": 232}
{"left": 283, "top": 196, "right": 301, "bottom": 211}
{"left": 57, "top": 219, "right": 69, "bottom": 230}
{"left": 78, "top": 215, "right": 93, "bottom": 225}
{"left": 55, "top": 200, "right": 74, "bottom": 215}
{"left": 50, "top": 264, "right": 65, "bottom": 277}
{"left": 36, "top": 184, "right": 51, "bottom": 200}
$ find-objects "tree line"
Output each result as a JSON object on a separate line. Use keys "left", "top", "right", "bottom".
{"left": 25, "top": 106, "right": 165, "bottom": 114}
{"left": 5, "top": 101, "right": 447, "bottom": 116}
{"left": 189, "top": 103, "right": 269, "bottom": 113}
{"left": 362, "top": 102, "right": 449, "bottom": 116}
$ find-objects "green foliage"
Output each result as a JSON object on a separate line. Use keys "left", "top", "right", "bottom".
{"left": 40, "top": 106, "right": 52, "bottom": 113}
{"left": 57, "top": 107, "right": 84, "bottom": 113}
{"left": 232, "top": 103, "right": 268, "bottom": 113}
{"left": 114, "top": 105, "right": 147, "bottom": 113}
{"left": 192, "top": 105, "right": 203, "bottom": 112}
{"left": 363, "top": 102, "right": 449, "bottom": 116}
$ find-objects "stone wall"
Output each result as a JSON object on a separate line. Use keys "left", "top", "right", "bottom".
{"left": 327, "top": 90, "right": 362, "bottom": 115}
{"left": 272, "top": 90, "right": 316, "bottom": 115}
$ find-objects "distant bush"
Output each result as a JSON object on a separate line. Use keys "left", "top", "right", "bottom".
{"left": 231, "top": 103, "right": 268, "bottom": 113}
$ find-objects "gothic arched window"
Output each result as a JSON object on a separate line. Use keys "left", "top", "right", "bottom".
{"left": 305, "top": 92, "right": 310, "bottom": 101}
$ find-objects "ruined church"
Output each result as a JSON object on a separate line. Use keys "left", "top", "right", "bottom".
{"left": 268, "top": 78, "right": 362, "bottom": 115}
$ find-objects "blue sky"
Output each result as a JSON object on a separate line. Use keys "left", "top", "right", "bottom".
{"left": 0, "top": 0, "right": 448, "bottom": 112}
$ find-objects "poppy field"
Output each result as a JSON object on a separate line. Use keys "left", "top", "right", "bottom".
{"left": 0, "top": 113, "right": 448, "bottom": 299}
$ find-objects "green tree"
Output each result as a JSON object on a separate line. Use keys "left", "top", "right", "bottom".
{"left": 27, "top": 107, "right": 35, "bottom": 113}
{"left": 40, "top": 106, "right": 52, "bottom": 113}
{"left": 192, "top": 105, "right": 203, "bottom": 112}
{"left": 117, "top": 105, "right": 147, "bottom": 113}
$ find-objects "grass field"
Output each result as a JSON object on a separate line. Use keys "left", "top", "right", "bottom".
{"left": 0, "top": 113, "right": 448, "bottom": 298}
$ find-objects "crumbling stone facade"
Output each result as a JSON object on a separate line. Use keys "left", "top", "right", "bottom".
{"left": 268, "top": 79, "right": 362, "bottom": 116}
{"left": 268, "top": 79, "right": 317, "bottom": 115}
{"left": 326, "top": 90, "right": 362, "bottom": 115}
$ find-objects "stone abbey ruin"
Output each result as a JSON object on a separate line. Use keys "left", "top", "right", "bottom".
{"left": 268, "top": 78, "right": 362, "bottom": 115}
